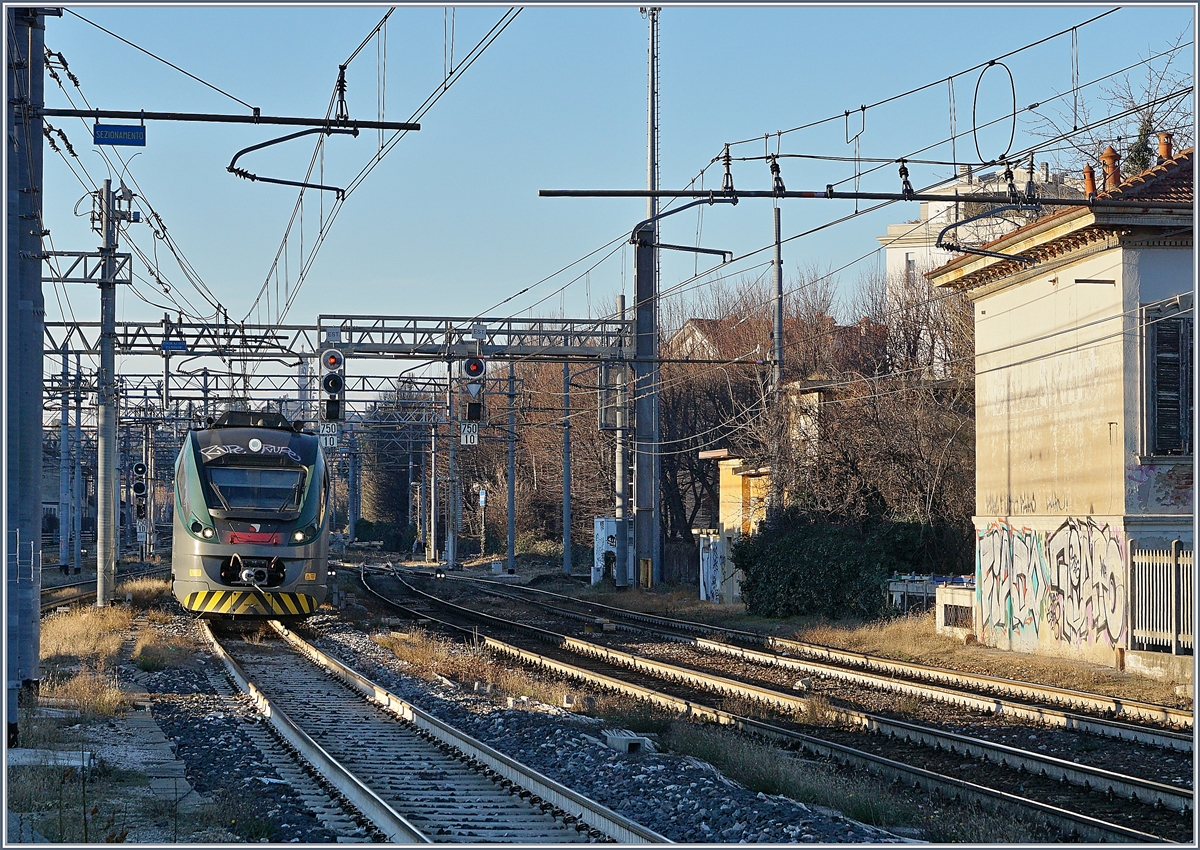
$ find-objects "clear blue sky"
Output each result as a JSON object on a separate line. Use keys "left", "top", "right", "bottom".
{"left": 39, "top": 3, "right": 1194, "bottom": 342}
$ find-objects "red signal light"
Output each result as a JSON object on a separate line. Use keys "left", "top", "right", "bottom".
{"left": 463, "top": 357, "right": 486, "bottom": 378}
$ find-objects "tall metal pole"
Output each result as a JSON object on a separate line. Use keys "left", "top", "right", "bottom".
{"left": 405, "top": 441, "right": 413, "bottom": 527}
{"left": 428, "top": 423, "right": 437, "bottom": 562}
{"left": 96, "top": 180, "right": 119, "bottom": 604}
{"left": 773, "top": 205, "right": 784, "bottom": 394}
{"left": 562, "top": 351, "right": 572, "bottom": 576}
{"left": 73, "top": 358, "right": 83, "bottom": 574}
{"left": 507, "top": 362, "right": 516, "bottom": 573}
{"left": 59, "top": 344, "right": 71, "bottom": 568}
{"left": 445, "top": 361, "right": 458, "bottom": 566}
{"left": 646, "top": 6, "right": 663, "bottom": 585}
{"left": 614, "top": 294, "right": 630, "bottom": 587}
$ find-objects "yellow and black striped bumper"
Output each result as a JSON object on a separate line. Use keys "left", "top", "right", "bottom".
{"left": 183, "top": 589, "right": 318, "bottom": 617}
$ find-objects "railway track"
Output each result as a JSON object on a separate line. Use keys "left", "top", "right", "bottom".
{"left": 39, "top": 564, "right": 172, "bottom": 613}
{"left": 363, "top": 568, "right": 1189, "bottom": 843}
{"left": 199, "top": 618, "right": 668, "bottom": 843}
{"left": 434, "top": 571, "right": 1194, "bottom": 733}
{"left": 435, "top": 574, "right": 1192, "bottom": 752}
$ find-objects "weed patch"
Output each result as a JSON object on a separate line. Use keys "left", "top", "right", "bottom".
{"left": 39, "top": 669, "right": 129, "bottom": 718}
{"left": 132, "top": 630, "right": 200, "bottom": 672}
{"left": 120, "top": 577, "right": 172, "bottom": 610}
{"left": 40, "top": 606, "right": 134, "bottom": 668}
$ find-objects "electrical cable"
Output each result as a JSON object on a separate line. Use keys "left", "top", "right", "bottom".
{"left": 63, "top": 8, "right": 258, "bottom": 111}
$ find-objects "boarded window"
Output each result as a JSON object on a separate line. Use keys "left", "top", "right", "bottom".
{"left": 1146, "top": 307, "right": 1194, "bottom": 456}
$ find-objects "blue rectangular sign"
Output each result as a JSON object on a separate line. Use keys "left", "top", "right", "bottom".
{"left": 161, "top": 339, "right": 187, "bottom": 352}
{"left": 93, "top": 124, "right": 146, "bottom": 147}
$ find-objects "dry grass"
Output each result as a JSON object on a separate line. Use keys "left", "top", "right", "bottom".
{"left": 661, "top": 722, "right": 1044, "bottom": 841}
{"left": 119, "top": 577, "right": 173, "bottom": 609}
{"left": 372, "top": 630, "right": 569, "bottom": 706}
{"left": 39, "top": 669, "right": 130, "bottom": 718}
{"left": 40, "top": 606, "right": 134, "bottom": 669}
{"left": 132, "top": 630, "right": 200, "bottom": 672}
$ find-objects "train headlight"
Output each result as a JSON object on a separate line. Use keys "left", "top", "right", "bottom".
{"left": 293, "top": 530, "right": 306, "bottom": 542}
{"left": 191, "top": 521, "right": 203, "bottom": 534}
{"left": 201, "top": 527, "right": 215, "bottom": 539}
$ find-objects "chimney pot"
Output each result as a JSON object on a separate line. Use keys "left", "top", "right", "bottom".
{"left": 1099, "top": 145, "right": 1121, "bottom": 191}
{"left": 1082, "top": 162, "right": 1097, "bottom": 197}
{"left": 1157, "top": 131, "right": 1173, "bottom": 164}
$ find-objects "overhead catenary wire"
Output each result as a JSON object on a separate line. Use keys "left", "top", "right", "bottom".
{"left": 63, "top": 8, "right": 258, "bottom": 112}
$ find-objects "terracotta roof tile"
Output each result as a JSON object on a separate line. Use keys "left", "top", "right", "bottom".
{"left": 1099, "top": 147, "right": 1193, "bottom": 203}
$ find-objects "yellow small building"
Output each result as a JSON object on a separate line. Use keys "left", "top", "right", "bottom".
{"left": 697, "top": 449, "right": 771, "bottom": 603}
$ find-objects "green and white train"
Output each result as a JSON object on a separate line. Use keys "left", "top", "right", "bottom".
{"left": 171, "top": 411, "right": 330, "bottom": 617}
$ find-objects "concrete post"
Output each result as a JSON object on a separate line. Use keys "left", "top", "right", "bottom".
{"left": 562, "top": 349, "right": 572, "bottom": 576}
{"left": 632, "top": 224, "right": 659, "bottom": 587}
{"left": 445, "top": 361, "right": 457, "bottom": 566}
{"left": 614, "top": 295, "right": 629, "bottom": 586}
{"left": 507, "top": 362, "right": 516, "bottom": 573}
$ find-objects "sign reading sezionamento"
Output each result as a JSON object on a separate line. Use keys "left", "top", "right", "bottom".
{"left": 93, "top": 124, "right": 146, "bottom": 146}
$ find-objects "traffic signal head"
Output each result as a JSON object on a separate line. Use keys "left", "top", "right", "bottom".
{"left": 321, "top": 372, "right": 345, "bottom": 395}
{"left": 463, "top": 357, "right": 486, "bottom": 379}
{"left": 132, "top": 480, "right": 147, "bottom": 497}
{"left": 132, "top": 462, "right": 148, "bottom": 477}
{"left": 135, "top": 503, "right": 146, "bottom": 519}
{"left": 466, "top": 402, "right": 482, "bottom": 422}
{"left": 322, "top": 349, "right": 344, "bottom": 371}
{"left": 320, "top": 348, "right": 345, "bottom": 421}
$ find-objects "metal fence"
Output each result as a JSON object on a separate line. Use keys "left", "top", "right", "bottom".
{"left": 1128, "top": 540, "right": 1194, "bottom": 654}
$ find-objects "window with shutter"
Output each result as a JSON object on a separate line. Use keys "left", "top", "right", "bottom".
{"left": 1145, "top": 303, "right": 1194, "bottom": 456}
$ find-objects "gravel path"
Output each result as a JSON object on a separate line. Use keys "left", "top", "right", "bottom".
{"left": 297, "top": 614, "right": 907, "bottom": 844}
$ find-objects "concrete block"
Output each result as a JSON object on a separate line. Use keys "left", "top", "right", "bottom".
{"left": 473, "top": 681, "right": 494, "bottom": 695}
{"left": 6, "top": 749, "right": 94, "bottom": 769}
{"left": 603, "top": 729, "right": 656, "bottom": 754}
{"left": 1126, "top": 650, "right": 1195, "bottom": 684}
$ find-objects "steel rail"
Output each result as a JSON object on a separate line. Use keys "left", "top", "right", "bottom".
{"left": 266, "top": 620, "right": 669, "bottom": 843}
{"left": 392, "top": 572, "right": 1192, "bottom": 815}
{"left": 444, "top": 573, "right": 1194, "bottom": 729}
{"left": 360, "top": 571, "right": 1169, "bottom": 843}
{"left": 458, "top": 579, "right": 1193, "bottom": 752}
{"left": 198, "top": 621, "right": 431, "bottom": 843}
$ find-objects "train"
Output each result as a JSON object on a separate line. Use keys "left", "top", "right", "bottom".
{"left": 171, "top": 410, "right": 330, "bottom": 617}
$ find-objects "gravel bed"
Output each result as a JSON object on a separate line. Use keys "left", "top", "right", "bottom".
{"left": 589, "top": 634, "right": 1196, "bottom": 790}
{"left": 297, "top": 614, "right": 907, "bottom": 844}
{"left": 116, "top": 618, "right": 342, "bottom": 844}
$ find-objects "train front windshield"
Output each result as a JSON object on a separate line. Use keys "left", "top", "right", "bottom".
{"left": 208, "top": 466, "right": 307, "bottom": 513}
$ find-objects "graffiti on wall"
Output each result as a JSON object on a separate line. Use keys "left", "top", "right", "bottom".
{"left": 977, "top": 520, "right": 1048, "bottom": 650}
{"left": 1043, "top": 518, "right": 1125, "bottom": 648}
{"left": 977, "top": 517, "right": 1126, "bottom": 654}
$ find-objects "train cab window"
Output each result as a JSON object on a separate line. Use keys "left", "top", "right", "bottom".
{"left": 208, "top": 467, "right": 307, "bottom": 512}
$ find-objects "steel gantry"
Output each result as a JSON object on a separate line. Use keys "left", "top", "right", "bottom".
{"left": 43, "top": 313, "right": 637, "bottom": 578}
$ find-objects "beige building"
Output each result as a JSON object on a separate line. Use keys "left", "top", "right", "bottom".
{"left": 928, "top": 145, "right": 1193, "bottom": 667}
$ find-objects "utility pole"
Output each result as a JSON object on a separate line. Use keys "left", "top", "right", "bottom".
{"left": 645, "top": 5, "right": 663, "bottom": 585}
{"left": 445, "top": 361, "right": 458, "bottom": 567}
{"left": 562, "top": 350, "right": 572, "bottom": 576}
{"left": 73, "top": 357, "right": 83, "bottom": 575}
{"left": 614, "top": 295, "right": 630, "bottom": 587}
{"left": 59, "top": 344, "right": 71, "bottom": 569}
{"left": 428, "top": 422, "right": 438, "bottom": 562}
{"left": 773, "top": 206, "right": 784, "bottom": 394}
{"left": 632, "top": 222, "right": 658, "bottom": 589}
{"left": 8, "top": 5, "right": 52, "bottom": 744}
{"left": 507, "top": 362, "right": 516, "bottom": 573}
{"left": 96, "top": 179, "right": 123, "bottom": 604}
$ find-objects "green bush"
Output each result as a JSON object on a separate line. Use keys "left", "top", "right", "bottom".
{"left": 733, "top": 507, "right": 962, "bottom": 619}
